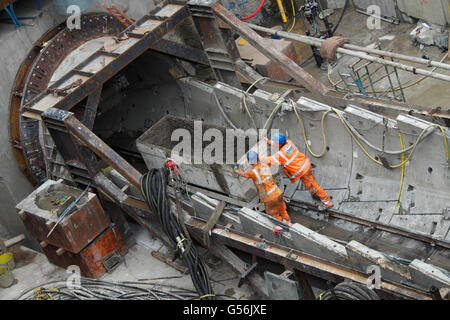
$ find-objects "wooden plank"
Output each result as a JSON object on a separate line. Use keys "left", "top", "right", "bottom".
{"left": 151, "top": 250, "right": 188, "bottom": 274}
{"left": 202, "top": 200, "right": 226, "bottom": 247}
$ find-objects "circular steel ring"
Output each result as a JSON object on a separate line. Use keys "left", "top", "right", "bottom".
{"left": 10, "top": 13, "right": 124, "bottom": 186}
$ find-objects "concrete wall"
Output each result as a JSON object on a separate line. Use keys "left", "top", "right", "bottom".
{"left": 177, "top": 78, "right": 450, "bottom": 248}
{"left": 0, "top": 0, "right": 155, "bottom": 248}
{"left": 353, "top": 0, "right": 397, "bottom": 19}
{"left": 397, "top": 0, "right": 450, "bottom": 26}
{"left": 354, "top": 0, "right": 450, "bottom": 26}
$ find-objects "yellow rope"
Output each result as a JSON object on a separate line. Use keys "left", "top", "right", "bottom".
{"left": 199, "top": 293, "right": 216, "bottom": 299}
{"left": 335, "top": 110, "right": 449, "bottom": 168}
{"left": 319, "top": 291, "right": 325, "bottom": 300}
{"left": 262, "top": 98, "right": 285, "bottom": 131}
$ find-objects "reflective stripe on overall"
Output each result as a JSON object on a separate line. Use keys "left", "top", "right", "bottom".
{"left": 275, "top": 140, "right": 310, "bottom": 182}
{"left": 251, "top": 163, "right": 281, "bottom": 202}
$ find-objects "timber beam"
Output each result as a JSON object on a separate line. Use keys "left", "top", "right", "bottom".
{"left": 210, "top": 2, "right": 338, "bottom": 106}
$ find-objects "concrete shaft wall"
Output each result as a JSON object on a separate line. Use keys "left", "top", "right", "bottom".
{"left": 354, "top": 0, "right": 450, "bottom": 26}
{"left": 0, "top": 0, "right": 155, "bottom": 247}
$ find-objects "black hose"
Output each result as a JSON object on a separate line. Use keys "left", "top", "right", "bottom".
{"left": 296, "top": 0, "right": 349, "bottom": 68}
{"left": 319, "top": 282, "right": 380, "bottom": 300}
{"left": 266, "top": 102, "right": 283, "bottom": 133}
{"left": 332, "top": 0, "right": 349, "bottom": 34}
{"left": 140, "top": 168, "right": 215, "bottom": 300}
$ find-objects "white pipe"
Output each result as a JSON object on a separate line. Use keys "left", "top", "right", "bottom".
{"left": 246, "top": 22, "right": 450, "bottom": 82}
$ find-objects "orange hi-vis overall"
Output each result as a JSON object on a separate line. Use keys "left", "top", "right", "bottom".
{"left": 262, "top": 139, "right": 332, "bottom": 207}
{"left": 242, "top": 163, "right": 290, "bottom": 222}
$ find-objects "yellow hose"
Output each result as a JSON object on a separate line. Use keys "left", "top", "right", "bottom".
{"left": 286, "top": 0, "right": 296, "bottom": 32}
{"left": 262, "top": 98, "right": 285, "bottom": 131}
{"left": 395, "top": 132, "right": 405, "bottom": 212}
{"left": 276, "top": 0, "right": 288, "bottom": 23}
{"left": 242, "top": 77, "right": 268, "bottom": 130}
{"left": 291, "top": 98, "right": 330, "bottom": 158}
{"left": 289, "top": 99, "right": 449, "bottom": 168}
{"left": 243, "top": 76, "right": 291, "bottom": 131}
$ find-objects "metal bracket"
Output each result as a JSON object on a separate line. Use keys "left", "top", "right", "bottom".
{"left": 202, "top": 200, "right": 226, "bottom": 247}
{"left": 102, "top": 250, "right": 122, "bottom": 272}
{"left": 238, "top": 262, "right": 258, "bottom": 287}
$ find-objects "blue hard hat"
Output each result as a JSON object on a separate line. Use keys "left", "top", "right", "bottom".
{"left": 247, "top": 151, "right": 259, "bottom": 164}
{"left": 272, "top": 133, "right": 286, "bottom": 146}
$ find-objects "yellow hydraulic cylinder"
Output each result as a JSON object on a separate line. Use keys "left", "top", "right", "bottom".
{"left": 276, "top": 0, "right": 288, "bottom": 23}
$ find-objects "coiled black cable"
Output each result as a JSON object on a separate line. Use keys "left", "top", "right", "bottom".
{"left": 319, "top": 282, "right": 380, "bottom": 300}
{"left": 140, "top": 168, "right": 215, "bottom": 300}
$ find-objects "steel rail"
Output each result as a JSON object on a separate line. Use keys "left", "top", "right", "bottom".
{"left": 291, "top": 200, "right": 450, "bottom": 250}
{"left": 185, "top": 217, "right": 432, "bottom": 300}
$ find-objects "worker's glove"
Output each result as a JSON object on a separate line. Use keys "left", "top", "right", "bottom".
{"left": 320, "top": 35, "right": 350, "bottom": 62}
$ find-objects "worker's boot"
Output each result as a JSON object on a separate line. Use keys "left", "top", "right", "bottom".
{"left": 318, "top": 201, "right": 334, "bottom": 212}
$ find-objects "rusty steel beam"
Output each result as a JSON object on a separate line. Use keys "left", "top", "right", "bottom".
{"left": 22, "top": 4, "right": 190, "bottom": 115}
{"left": 10, "top": 14, "right": 125, "bottom": 186}
{"left": 210, "top": 3, "right": 337, "bottom": 105}
{"left": 93, "top": 172, "right": 173, "bottom": 250}
{"left": 189, "top": 2, "right": 243, "bottom": 89}
{"left": 82, "top": 86, "right": 103, "bottom": 130}
{"left": 150, "top": 39, "right": 209, "bottom": 65}
{"left": 185, "top": 218, "right": 432, "bottom": 300}
{"left": 206, "top": 240, "right": 269, "bottom": 298}
{"left": 63, "top": 113, "right": 142, "bottom": 189}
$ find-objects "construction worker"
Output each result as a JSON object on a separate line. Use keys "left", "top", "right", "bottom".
{"left": 261, "top": 133, "right": 334, "bottom": 211}
{"left": 235, "top": 151, "right": 291, "bottom": 223}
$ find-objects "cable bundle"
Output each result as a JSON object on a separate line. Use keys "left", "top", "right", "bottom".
{"left": 17, "top": 278, "right": 226, "bottom": 300}
{"left": 140, "top": 169, "right": 215, "bottom": 300}
{"left": 319, "top": 282, "right": 380, "bottom": 300}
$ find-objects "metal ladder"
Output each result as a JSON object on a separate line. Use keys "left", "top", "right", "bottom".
{"left": 331, "top": 42, "right": 406, "bottom": 102}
